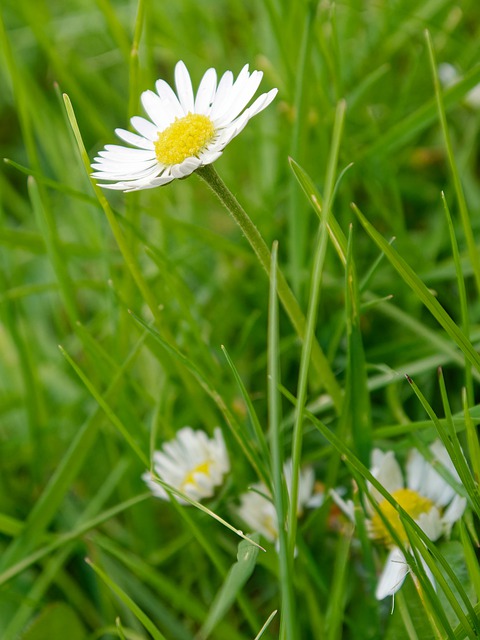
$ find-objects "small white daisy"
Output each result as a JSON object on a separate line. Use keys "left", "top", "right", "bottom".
{"left": 333, "top": 440, "right": 466, "bottom": 600}
{"left": 91, "top": 61, "right": 278, "bottom": 192}
{"left": 143, "top": 426, "right": 230, "bottom": 504}
{"left": 237, "top": 460, "right": 316, "bottom": 543}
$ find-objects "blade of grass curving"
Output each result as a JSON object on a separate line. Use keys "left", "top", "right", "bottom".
{"left": 407, "top": 374, "right": 480, "bottom": 516}
{"left": 0, "top": 331, "right": 147, "bottom": 574}
{"left": 59, "top": 346, "right": 149, "bottom": 467}
{"left": 268, "top": 241, "right": 295, "bottom": 640}
{"left": 459, "top": 521, "right": 480, "bottom": 606}
{"left": 2, "top": 459, "right": 131, "bottom": 639}
{"left": 4, "top": 158, "right": 98, "bottom": 205}
{"left": 344, "top": 224, "right": 371, "bottom": 463}
{"left": 404, "top": 521, "right": 478, "bottom": 639}
{"left": 288, "top": 100, "right": 346, "bottom": 561}
{"left": 353, "top": 204, "right": 480, "bottom": 374}
{"left": 221, "top": 345, "right": 271, "bottom": 485}
{"left": 129, "top": 310, "right": 266, "bottom": 483}
{"left": 199, "top": 535, "right": 260, "bottom": 639}
{"left": 28, "top": 176, "right": 78, "bottom": 324}
{"left": 254, "top": 610, "right": 278, "bottom": 640}
{"left": 287, "top": 0, "right": 316, "bottom": 295}
{"left": 324, "top": 524, "right": 353, "bottom": 640}
{"left": 288, "top": 156, "right": 347, "bottom": 265}
{"left": 86, "top": 558, "right": 167, "bottom": 640}
{"left": 426, "top": 31, "right": 480, "bottom": 298}
{"left": 0, "top": 494, "right": 150, "bottom": 587}
{"left": 462, "top": 388, "right": 480, "bottom": 487}
{"left": 197, "top": 163, "right": 343, "bottom": 411}
{"left": 63, "top": 93, "right": 164, "bottom": 327}
{"left": 441, "top": 193, "right": 474, "bottom": 403}
{"left": 360, "top": 63, "right": 480, "bottom": 161}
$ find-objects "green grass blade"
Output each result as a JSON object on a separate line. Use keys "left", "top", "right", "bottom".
{"left": 86, "top": 558, "right": 167, "bottom": 640}
{"left": 353, "top": 204, "right": 480, "bottom": 374}
{"left": 199, "top": 535, "right": 260, "bottom": 639}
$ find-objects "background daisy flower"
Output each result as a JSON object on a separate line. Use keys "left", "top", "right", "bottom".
{"left": 91, "top": 61, "right": 277, "bottom": 192}
{"left": 333, "top": 440, "right": 466, "bottom": 600}
{"left": 143, "top": 427, "right": 230, "bottom": 504}
{"left": 237, "top": 460, "right": 316, "bottom": 543}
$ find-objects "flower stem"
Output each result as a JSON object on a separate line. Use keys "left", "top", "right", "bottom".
{"left": 196, "top": 164, "right": 342, "bottom": 413}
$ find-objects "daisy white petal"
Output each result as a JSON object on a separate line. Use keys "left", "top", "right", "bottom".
{"left": 213, "top": 71, "right": 264, "bottom": 126}
{"left": 141, "top": 90, "right": 174, "bottom": 130}
{"left": 175, "top": 60, "right": 195, "bottom": 113}
{"left": 369, "top": 450, "right": 403, "bottom": 503}
{"left": 115, "top": 128, "right": 155, "bottom": 150}
{"left": 194, "top": 67, "right": 217, "bottom": 113}
{"left": 416, "top": 506, "right": 443, "bottom": 541}
{"left": 375, "top": 547, "right": 409, "bottom": 600}
{"left": 131, "top": 116, "right": 159, "bottom": 140}
{"left": 155, "top": 79, "right": 184, "bottom": 117}
{"left": 442, "top": 494, "right": 467, "bottom": 533}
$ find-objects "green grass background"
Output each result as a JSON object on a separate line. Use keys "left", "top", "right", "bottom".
{"left": 0, "top": 0, "right": 479, "bottom": 638}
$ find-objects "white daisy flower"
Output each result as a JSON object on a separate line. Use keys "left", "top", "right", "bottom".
{"left": 91, "top": 61, "right": 278, "bottom": 192}
{"left": 334, "top": 440, "right": 466, "bottom": 600}
{"left": 143, "top": 426, "right": 230, "bottom": 504}
{"left": 237, "top": 459, "right": 316, "bottom": 543}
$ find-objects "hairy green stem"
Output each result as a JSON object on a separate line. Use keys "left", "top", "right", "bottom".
{"left": 196, "top": 164, "right": 342, "bottom": 412}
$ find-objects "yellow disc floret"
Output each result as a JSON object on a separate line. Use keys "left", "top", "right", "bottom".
{"left": 182, "top": 460, "right": 212, "bottom": 491}
{"left": 155, "top": 113, "right": 216, "bottom": 165}
{"left": 369, "top": 488, "right": 434, "bottom": 547}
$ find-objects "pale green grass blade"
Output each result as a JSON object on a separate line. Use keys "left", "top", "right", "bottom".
{"left": 86, "top": 558, "right": 167, "bottom": 640}
{"left": 361, "top": 64, "right": 480, "bottom": 160}
{"left": 353, "top": 204, "right": 480, "bottom": 374}
{"left": 59, "top": 345, "right": 149, "bottom": 466}
{"left": 462, "top": 389, "right": 480, "bottom": 487}
{"left": 459, "top": 521, "right": 480, "bottom": 610}
{"left": 221, "top": 345, "right": 271, "bottom": 484}
{"left": 324, "top": 524, "right": 353, "bottom": 640}
{"left": 0, "top": 493, "right": 150, "bottom": 588}
{"left": 425, "top": 30, "right": 480, "bottom": 297}
{"left": 199, "top": 535, "right": 260, "bottom": 639}
{"left": 343, "top": 225, "right": 371, "bottom": 464}
{"left": 253, "top": 610, "right": 277, "bottom": 640}
{"left": 0, "top": 333, "right": 146, "bottom": 573}
{"left": 268, "top": 241, "right": 294, "bottom": 640}
{"left": 441, "top": 193, "right": 474, "bottom": 402}
{"left": 407, "top": 374, "right": 480, "bottom": 516}
{"left": 288, "top": 100, "right": 346, "bottom": 561}
{"left": 129, "top": 311, "right": 266, "bottom": 482}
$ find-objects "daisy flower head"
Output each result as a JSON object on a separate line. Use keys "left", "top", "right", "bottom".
{"left": 91, "top": 61, "right": 278, "bottom": 192}
{"left": 334, "top": 440, "right": 466, "bottom": 600}
{"left": 143, "top": 427, "right": 230, "bottom": 504}
{"left": 237, "top": 459, "right": 316, "bottom": 544}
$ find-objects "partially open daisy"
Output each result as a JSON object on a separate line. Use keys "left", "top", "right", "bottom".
{"left": 91, "top": 61, "right": 277, "bottom": 192}
{"left": 333, "top": 440, "right": 466, "bottom": 600}
{"left": 237, "top": 460, "right": 316, "bottom": 544}
{"left": 143, "top": 427, "right": 230, "bottom": 504}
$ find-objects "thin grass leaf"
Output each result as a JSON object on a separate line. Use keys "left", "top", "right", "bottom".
{"left": 462, "top": 388, "right": 480, "bottom": 486}
{"left": 353, "top": 204, "right": 480, "bottom": 374}
{"left": 199, "top": 535, "right": 260, "bottom": 639}
{"left": 221, "top": 344, "right": 271, "bottom": 483}
{"left": 324, "top": 524, "right": 353, "bottom": 640}
{"left": 441, "top": 193, "right": 473, "bottom": 403}
{"left": 253, "top": 610, "right": 278, "bottom": 640}
{"left": 343, "top": 224, "right": 371, "bottom": 464}
{"left": 425, "top": 31, "right": 480, "bottom": 298}
{"left": 86, "top": 558, "right": 167, "bottom": 640}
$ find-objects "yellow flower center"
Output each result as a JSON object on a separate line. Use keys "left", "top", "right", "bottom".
{"left": 182, "top": 460, "right": 212, "bottom": 490}
{"left": 154, "top": 113, "right": 216, "bottom": 165}
{"left": 369, "top": 488, "right": 434, "bottom": 547}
